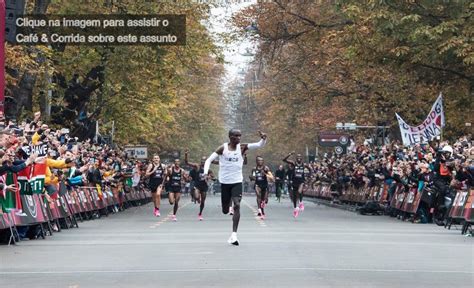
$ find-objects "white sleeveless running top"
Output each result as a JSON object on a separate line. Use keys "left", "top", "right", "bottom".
{"left": 219, "top": 143, "right": 244, "bottom": 184}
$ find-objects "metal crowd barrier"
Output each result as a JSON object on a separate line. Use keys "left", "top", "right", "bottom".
{"left": 0, "top": 185, "right": 152, "bottom": 245}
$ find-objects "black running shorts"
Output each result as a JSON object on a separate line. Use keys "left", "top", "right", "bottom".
{"left": 170, "top": 185, "right": 181, "bottom": 193}
{"left": 149, "top": 179, "right": 163, "bottom": 193}
{"left": 221, "top": 183, "right": 242, "bottom": 213}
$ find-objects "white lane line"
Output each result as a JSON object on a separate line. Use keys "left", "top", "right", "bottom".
{"left": 1, "top": 267, "right": 472, "bottom": 275}
{"left": 148, "top": 201, "right": 192, "bottom": 228}
{"left": 242, "top": 199, "right": 267, "bottom": 227}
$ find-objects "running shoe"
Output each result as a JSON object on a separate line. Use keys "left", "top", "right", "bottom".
{"left": 260, "top": 214, "right": 265, "bottom": 220}
{"left": 153, "top": 208, "right": 159, "bottom": 217}
{"left": 257, "top": 208, "right": 262, "bottom": 216}
{"left": 261, "top": 201, "right": 266, "bottom": 209}
{"left": 229, "top": 206, "right": 234, "bottom": 215}
{"left": 299, "top": 202, "right": 305, "bottom": 211}
{"left": 227, "top": 232, "right": 239, "bottom": 246}
{"left": 293, "top": 207, "right": 300, "bottom": 218}
{"left": 156, "top": 209, "right": 161, "bottom": 217}
{"left": 198, "top": 214, "right": 203, "bottom": 221}
{"left": 171, "top": 215, "right": 177, "bottom": 221}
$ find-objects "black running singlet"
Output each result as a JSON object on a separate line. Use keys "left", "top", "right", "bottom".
{"left": 170, "top": 168, "right": 182, "bottom": 187}
{"left": 254, "top": 166, "right": 268, "bottom": 188}
{"left": 195, "top": 168, "right": 208, "bottom": 190}
{"left": 151, "top": 164, "right": 165, "bottom": 181}
{"left": 292, "top": 163, "right": 305, "bottom": 183}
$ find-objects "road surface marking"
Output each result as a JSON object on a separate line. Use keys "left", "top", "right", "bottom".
{"left": 1, "top": 267, "right": 472, "bottom": 275}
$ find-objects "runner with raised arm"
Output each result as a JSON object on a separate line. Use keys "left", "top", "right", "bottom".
{"left": 204, "top": 129, "right": 267, "bottom": 245}
{"left": 185, "top": 149, "right": 215, "bottom": 221}
{"left": 283, "top": 152, "right": 312, "bottom": 218}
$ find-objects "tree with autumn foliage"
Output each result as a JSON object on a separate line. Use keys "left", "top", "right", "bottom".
{"left": 231, "top": 0, "right": 472, "bottom": 162}
{"left": 5, "top": 0, "right": 226, "bottom": 157}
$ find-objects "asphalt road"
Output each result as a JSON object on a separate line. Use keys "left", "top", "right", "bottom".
{"left": 1, "top": 195, "right": 473, "bottom": 288}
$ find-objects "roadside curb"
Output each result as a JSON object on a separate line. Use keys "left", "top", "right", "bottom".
{"left": 307, "top": 198, "right": 358, "bottom": 212}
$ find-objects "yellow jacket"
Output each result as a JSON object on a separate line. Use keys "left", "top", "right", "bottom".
{"left": 32, "top": 131, "right": 41, "bottom": 145}
{"left": 45, "top": 158, "right": 73, "bottom": 186}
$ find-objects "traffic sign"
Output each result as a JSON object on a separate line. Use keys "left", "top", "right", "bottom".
{"left": 339, "top": 135, "right": 349, "bottom": 145}
{"left": 318, "top": 132, "right": 350, "bottom": 147}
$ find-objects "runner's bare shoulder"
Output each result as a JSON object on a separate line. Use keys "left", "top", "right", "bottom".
{"left": 216, "top": 145, "right": 224, "bottom": 155}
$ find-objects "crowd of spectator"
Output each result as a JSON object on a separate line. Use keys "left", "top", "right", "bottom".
{"left": 271, "top": 136, "right": 474, "bottom": 224}
{"left": 2, "top": 110, "right": 473, "bottom": 230}
{"left": 307, "top": 136, "right": 473, "bottom": 193}
{"left": 0, "top": 112, "right": 146, "bottom": 218}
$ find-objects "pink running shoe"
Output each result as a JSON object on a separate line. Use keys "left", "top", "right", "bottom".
{"left": 153, "top": 208, "right": 159, "bottom": 217}
{"left": 171, "top": 215, "right": 177, "bottom": 222}
{"left": 293, "top": 207, "right": 300, "bottom": 218}
{"left": 198, "top": 214, "right": 203, "bottom": 221}
{"left": 156, "top": 209, "right": 161, "bottom": 217}
{"left": 299, "top": 202, "right": 305, "bottom": 211}
{"left": 260, "top": 201, "right": 266, "bottom": 209}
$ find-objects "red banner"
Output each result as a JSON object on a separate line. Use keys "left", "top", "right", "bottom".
{"left": 462, "top": 189, "right": 474, "bottom": 222}
{"left": 449, "top": 190, "right": 469, "bottom": 219}
{"left": 0, "top": 0, "right": 5, "bottom": 116}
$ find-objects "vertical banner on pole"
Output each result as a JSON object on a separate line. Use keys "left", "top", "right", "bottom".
{"left": 0, "top": 0, "right": 5, "bottom": 116}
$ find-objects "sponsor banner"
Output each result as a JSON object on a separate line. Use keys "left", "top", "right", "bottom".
{"left": 11, "top": 195, "right": 47, "bottom": 226}
{"left": 449, "top": 190, "right": 469, "bottom": 219}
{"left": 409, "top": 190, "right": 423, "bottom": 214}
{"left": 58, "top": 195, "right": 72, "bottom": 218}
{"left": 48, "top": 199, "right": 62, "bottom": 220}
{"left": 390, "top": 185, "right": 404, "bottom": 209}
{"left": 89, "top": 187, "right": 106, "bottom": 210}
{"left": 124, "top": 146, "right": 148, "bottom": 159}
{"left": 396, "top": 93, "right": 445, "bottom": 146}
{"left": 86, "top": 187, "right": 99, "bottom": 211}
{"left": 321, "top": 185, "right": 330, "bottom": 199}
{"left": 401, "top": 188, "right": 417, "bottom": 213}
{"left": 378, "top": 184, "right": 389, "bottom": 203}
{"left": 462, "top": 189, "right": 474, "bottom": 222}
{"left": 69, "top": 190, "right": 83, "bottom": 214}
{"left": 78, "top": 189, "right": 91, "bottom": 212}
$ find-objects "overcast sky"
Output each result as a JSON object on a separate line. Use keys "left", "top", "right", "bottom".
{"left": 206, "top": 1, "right": 257, "bottom": 129}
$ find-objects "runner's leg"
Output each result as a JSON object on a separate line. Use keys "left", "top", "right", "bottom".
{"left": 156, "top": 185, "right": 162, "bottom": 209}
{"left": 199, "top": 191, "right": 206, "bottom": 215}
{"left": 231, "top": 183, "right": 242, "bottom": 233}
{"left": 255, "top": 185, "right": 262, "bottom": 215}
{"left": 298, "top": 183, "right": 305, "bottom": 211}
{"left": 173, "top": 193, "right": 181, "bottom": 215}
{"left": 291, "top": 185, "right": 298, "bottom": 208}
{"left": 194, "top": 187, "right": 201, "bottom": 204}
{"left": 169, "top": 191, "right": 175, "bottom": 205}
{"left": 221, "top": 184, "right": 232, "bottom": 214}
